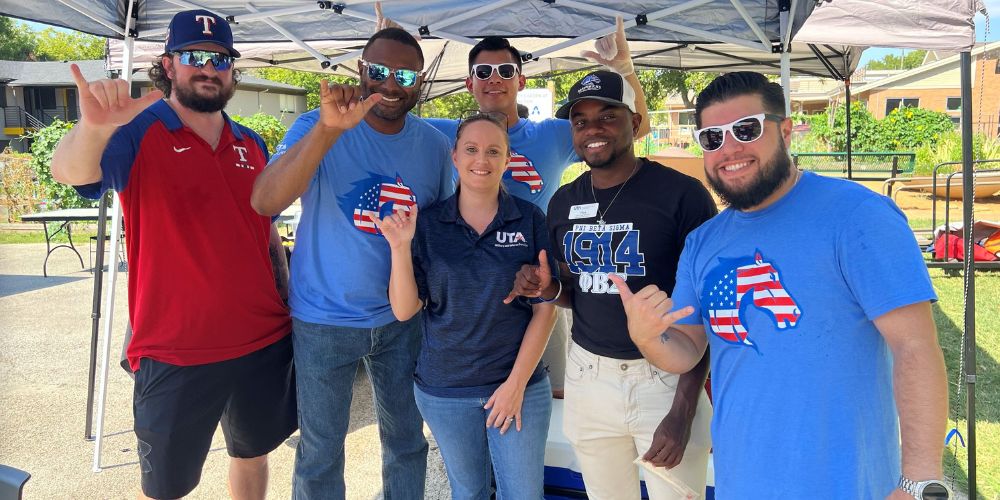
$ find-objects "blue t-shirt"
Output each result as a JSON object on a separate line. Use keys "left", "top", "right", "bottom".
{"left": 426, "top": 117, "right": 577, "bottom": 211}
{"left": 411, "top": 191, "right": 554, "bottom": 398}
{"left": 671, "top": 172, "right": 936, "bottom": 499}
{"left": 272, "top": 110, "right": 455, "bottom": 328}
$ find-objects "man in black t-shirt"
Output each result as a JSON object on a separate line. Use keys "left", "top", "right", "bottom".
{"left": 507, "top": 71, "right": 717, "bottom": 499}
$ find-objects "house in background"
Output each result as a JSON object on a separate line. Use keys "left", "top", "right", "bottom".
{"left": 1, "top": 59, "right": 306, "bottom": 152}
{"left": 786, "top": 41, "right": 1000, "bottom": 136}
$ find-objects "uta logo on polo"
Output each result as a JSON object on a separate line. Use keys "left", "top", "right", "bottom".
{"left": 173, "top": 146, "right": 191, "bottom": 153}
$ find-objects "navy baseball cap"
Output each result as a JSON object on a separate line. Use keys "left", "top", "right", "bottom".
{"left": 555, "top": 70, "right": 636, "bottom": 119}
{"left": 165, "top": 10, "right": 241, "bottom": 57}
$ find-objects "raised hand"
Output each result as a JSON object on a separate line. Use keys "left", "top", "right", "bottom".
{"left": 503, "top": 249, "right": 553, "bottom": 304}
{"left": 371, "top": 205, "right": 418, "bottom": 249}
{"left": 71, "top": 63, "right": 163, "bottom": 130}
{"left": 318, "top": 79, "right": 383, "bottom": 132}
{"left": 581, "top": 16, "right": 635, "bottom": 76}
{"left": 608, "top": 274, "right": 693, "bottom": 347}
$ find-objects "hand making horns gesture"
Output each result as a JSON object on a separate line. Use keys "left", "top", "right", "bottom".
{"left": 70, "top": 63, "right": 163, "bottom": 129}
{"left": 318, "top": 79, "right": 383, "bottom": 132}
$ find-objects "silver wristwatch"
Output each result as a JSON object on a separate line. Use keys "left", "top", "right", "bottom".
{"left": 898, "top": 476, "right": 952, "bottom": 499}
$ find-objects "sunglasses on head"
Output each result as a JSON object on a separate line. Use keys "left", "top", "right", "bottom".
{"left": 360, "top": 59, "right": 422, "bottom": 88}
{"left": 460, "top": 109, "right": 508, "bottom": 128}
{"left": 173, "top": 50, "right": 234, "bottom": 71}
{"left": 470, "top": 63, "right": 519, "bottom": 81}
{"left": 693, "top": 113, "right": 785, "bottom": 152}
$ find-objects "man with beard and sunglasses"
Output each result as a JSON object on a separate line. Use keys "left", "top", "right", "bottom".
{"left": 611, "top": 72, "right": 949, "bottom": 499}
{"left": 251, "top": 28, "right": 453, "bottom": 500}
{"left": 506, "top": 70, "right": 717, "bottom": 499}
{"left": 51, "top": 10, "right": 295, "bottom": 500}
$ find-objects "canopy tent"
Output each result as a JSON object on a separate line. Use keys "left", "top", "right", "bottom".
{"left": 0, "top": 0, "right": 987, "bottom": 495}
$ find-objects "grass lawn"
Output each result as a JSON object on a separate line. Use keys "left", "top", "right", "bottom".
{"left": 0, "top": 223, "right": 99, "bottom": 245}
{"left": 933, "top": 268, "right": 1000, "bottom": 498}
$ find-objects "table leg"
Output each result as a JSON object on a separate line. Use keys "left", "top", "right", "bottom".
{"left": 40, "top": 220, "right": 86, "bottom": 277}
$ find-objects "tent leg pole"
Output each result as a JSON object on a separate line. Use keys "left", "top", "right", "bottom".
{"left": 845, "top": 79, "right": 853, "bottom": 179}
{"left": 780, "top": 51, "right": 791, "bottom": 117}
{"left": 959, "top": 50, "right": 977, "bottom": 498}
{"left": 85, "top": 192, "right": 109, "bottom": 441}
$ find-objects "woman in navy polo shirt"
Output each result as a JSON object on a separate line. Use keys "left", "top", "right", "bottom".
{"left": 374, "top": 113, "right": 557, "bottom": 499}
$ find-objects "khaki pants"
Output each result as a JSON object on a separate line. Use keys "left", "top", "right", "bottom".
{"left": 563, "top": 340, "right": 712, "bottom": 500}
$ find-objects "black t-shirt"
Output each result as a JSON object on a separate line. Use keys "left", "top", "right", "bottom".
{"left": 547, "top": 158, "right": 717, "bottom": 359}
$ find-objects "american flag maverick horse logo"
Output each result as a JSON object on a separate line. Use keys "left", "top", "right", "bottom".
{"left": 505, "top": 149, "right": 543, "bottom": 194}
{"left": 700, "top": 251, "right": 801, "bottom": 351}
{"left": 340, "top": 173, "right": 417, "bottom": 235}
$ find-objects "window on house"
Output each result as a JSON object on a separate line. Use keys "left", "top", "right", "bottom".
{"left": 0, "top": 84, "right": 6, "bottom": 108}
{"left": 39, "top": 88, "right": 56, "bottom": 109}
{"left": 946, "top": 97, "right": 962, "bottom": 111}
{"left": 279, "top": 94, "right": 296, "bottom": 114}
{"left": 885, "top": 98, "right": 918, "bottom": 115}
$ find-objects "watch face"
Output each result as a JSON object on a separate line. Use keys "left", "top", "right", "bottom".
{"left": 922, "top": 483, "right": 950, "bottom": 500}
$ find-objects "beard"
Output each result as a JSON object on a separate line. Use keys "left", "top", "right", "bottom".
{"left": 583, "top": 141, "right": 631, "bottom": 170}
{"left": 173, "top": 76, "right": 235, "bottom": 113}
{"left": 362, "top": 80, "right": 419, "bottom": 122}
{"left": 707, "top": 140, "right": 793, "bottom": 210}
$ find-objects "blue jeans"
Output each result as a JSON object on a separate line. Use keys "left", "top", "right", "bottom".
{"left": 415, "top": 377, "right": 552, "bottom": 500}
{"left": 291, "top": 317, "right": 428, "bottom": 500}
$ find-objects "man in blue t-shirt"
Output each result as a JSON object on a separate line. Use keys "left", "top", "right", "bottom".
{"left": 251, "top": 28, "right": 453, "bottom": 500}
{"left": 611, "top": 72, "right": 951, "bottom": 499}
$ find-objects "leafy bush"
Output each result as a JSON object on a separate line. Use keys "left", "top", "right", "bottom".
{"left": 873, "top": 107, "right": 955, "bottom": 151}
{"left": 913, "top": 131, "right": 1000, "bottom": 176}
{"left": 231, "top": 113, "right": 288, "bottom": 156}
{"left": 28, "top": 120, "right": 96, "bottom": 209}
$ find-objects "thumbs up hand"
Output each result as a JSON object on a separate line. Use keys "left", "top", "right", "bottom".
{"left": 503, "top": 249, "right": 555, "bottom": 304}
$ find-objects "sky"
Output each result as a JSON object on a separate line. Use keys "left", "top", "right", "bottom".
{"left": 857, "top": 2, "right": 1000, "bottom": 67}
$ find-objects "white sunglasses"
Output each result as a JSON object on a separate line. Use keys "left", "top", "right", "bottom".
{"left": 693, "top": 113, "right": 785, "bottom": 152}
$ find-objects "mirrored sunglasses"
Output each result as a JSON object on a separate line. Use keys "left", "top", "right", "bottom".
{"left": 360, "top": 59, "right": 422, "bottom": 88}
{"left": 471, "top": 63, "right": 519, "bottom": 80}
{"left": 173, "top": 50, "right": 234, "bottom": 71}
{"left": 693, "top": 113, "right": 785, "bottom": 152}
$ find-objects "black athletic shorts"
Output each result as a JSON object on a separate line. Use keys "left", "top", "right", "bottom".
{"left": 133, "top": 334, "right": 297, "bottom": 499}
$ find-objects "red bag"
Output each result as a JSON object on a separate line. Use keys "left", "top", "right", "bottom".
{"left": 933, "top": 233, "right": 999, "bottom": 261}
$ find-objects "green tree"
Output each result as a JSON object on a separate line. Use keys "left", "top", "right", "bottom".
{"left": 0, "top": 16, "right": 38, "bottom": 60}
{"left": 639, "top": 70, "right": 713, "bottom": 109}
{"left": 35, "top": 27, "right": 104, "bottom": 60}
{"left": 231, "top": 113, "right": 287, "bottom": 154}
{"left": 250, "top": 67, "right": 355, "bottom": 110}
{"left": 864, "top": 50, "right": 927, "bottom": 70}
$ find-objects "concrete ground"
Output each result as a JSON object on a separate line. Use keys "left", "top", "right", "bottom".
{"left": 0, "top": 243, "right": 450, "bottom": 499}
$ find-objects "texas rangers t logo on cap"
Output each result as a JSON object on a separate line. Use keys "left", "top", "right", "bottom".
{"left": 195, "top": 15, "right": 216, "bottom": 35}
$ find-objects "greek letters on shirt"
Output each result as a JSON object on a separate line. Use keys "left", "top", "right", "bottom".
{"left": 562, "top": 222, "right": 646, "bottom": 294}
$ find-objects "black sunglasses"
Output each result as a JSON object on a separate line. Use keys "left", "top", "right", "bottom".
{"left": 460, "top": 109, "right": 508, "bottom": 129}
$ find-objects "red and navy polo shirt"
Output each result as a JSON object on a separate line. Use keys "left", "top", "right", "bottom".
{"left": 76, "top": 100, "right": 290, "bottom": 371}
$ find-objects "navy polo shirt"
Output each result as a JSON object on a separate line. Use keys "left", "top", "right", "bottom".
{"left": 412, "top": 190, "right": 557, "bottom": 398}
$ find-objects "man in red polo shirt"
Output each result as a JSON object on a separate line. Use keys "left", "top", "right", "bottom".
{"left": 51, "top": 10, "right": 295, "bottom": 500}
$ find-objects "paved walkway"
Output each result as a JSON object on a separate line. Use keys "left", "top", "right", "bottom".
{"left": 0, "top": 243, "right": 450, "bottom": 499}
